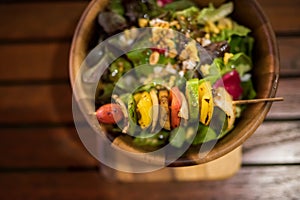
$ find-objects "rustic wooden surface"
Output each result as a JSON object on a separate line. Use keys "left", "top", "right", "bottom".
{"left": 0, "top": 0, "right": 300, "bottom": 199}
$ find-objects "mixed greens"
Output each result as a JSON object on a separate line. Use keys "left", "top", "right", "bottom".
{"left": 90, "top": 0, "right": 256, "bottom": 148}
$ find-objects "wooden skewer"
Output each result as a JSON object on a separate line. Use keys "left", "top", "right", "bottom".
{"left": 232, "top": 97, "right": 284, "bottom": 105}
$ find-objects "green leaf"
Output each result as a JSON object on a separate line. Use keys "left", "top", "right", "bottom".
{"left": 192, "top": 123, "right": 217, "bottom": 145}
{"left": 126, "top": 49, "right": 151, "bottom": 68}
{"left": 98, "top": 11, "right": 127, "bottom": 34}
{"left": 229, "top": 35, "right": 254, "bottom": 58}
{"left": 108, "top": 0, "right": 124, "bottom": 16}
{"left": 174, "top": 6, "right": 200, "bottom": 19}
{"left": 226, "top": 53, "right": 252, "bottom": 77}
{"left": 197, "top": 2, "right": 233, "bottom": 24}
{"left": 133, "top": 130, "right": 169, "bottom": 147}
{"left": 169, "top": 127, "right": 186, "bottom": 148}
{"left": 241, "top": 78, "right": 257, "bottom": 100}
{"left": 109, "top": 57, "right": 132, "bottom": 82}
{"left": 164, "top": 0, "right": 197, "bottom": 12}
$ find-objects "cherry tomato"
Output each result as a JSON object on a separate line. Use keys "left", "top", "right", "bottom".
{"left": 96, "top": 103, "right": 124, "bottom": 124}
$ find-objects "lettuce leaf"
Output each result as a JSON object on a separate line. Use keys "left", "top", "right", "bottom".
{"left": 226, "top": 53, "right": 252, "bottom": 77}
{"left": 164, "top": 0, "right": 197, "bottom": 11}
{"left": 197, "top": 2, "right": 233, "bottom": 24}
{"left": 229, "top": 35, "right": 254, "bottom": 58}
{"left": 169, "top": 127, "right": 186, "bottom": 148}
{"left": 173, "top": 6, "right": 200, "bottom": 19}
{"left": 133, "top": 130, "right": 169, "bottom": 147}
{"left": 241, "top": 78, "right": 257, "bottom": 100}
{"left": 192, "top": 123, "right": 217, "bottom": 145}
{"left": 211, "top": 21, "right": 254, "bottom": 57}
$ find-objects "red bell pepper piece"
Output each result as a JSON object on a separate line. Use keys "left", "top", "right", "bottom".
{"left": 214, "top": 70, "right": 243, "bottom": 100}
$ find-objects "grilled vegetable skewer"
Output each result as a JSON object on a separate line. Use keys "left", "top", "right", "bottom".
{"left": 96, "top": 83, "right": 283, "bottom": 134}
{"left": 96, "top": 79, "right": 218, "bottom": 133}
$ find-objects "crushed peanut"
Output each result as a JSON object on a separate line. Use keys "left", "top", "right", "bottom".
{"left": 149, "top": 51, "right": 160, "bottom": 65}
{"left": 138, "top": 18, "right": 149, "bottom": 28}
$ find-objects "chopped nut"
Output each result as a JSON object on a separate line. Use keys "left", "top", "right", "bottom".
{"left": 206, "top": 21, "right": 220, "bottom": 34}
{"left": 200, "top": 64, "right": 211, "bottom": 76}
{"left": 179, "top": 40, "right": 200, "bottom": 62}
{"left": 223, "top": 52, "right": 234, "bottom": 65}
{"left": 149, "top": 51, "right": 160, "bottom": 65}
{"left": 138, "top": 18, "right": 149, "bottom": 28}
{"left": 217, "top": 18, "right": 233, "bottom": 30}
{"left": 149, "top": 18, "right": 170, "bottom": 28}
{"left": 168, "top": 49, "right": 178, "bottom": 58}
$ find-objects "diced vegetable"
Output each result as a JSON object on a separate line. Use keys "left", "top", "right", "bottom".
{"left": 93, "top": 0, "right": 256, "bottom": 148}
{"left": 213, "top": 87, "right": 236, "bottom": 130}
{"left": 150, "top": 89, "right": 160, "bottom": 132}
{"left": 170, "top": 87, "right": 182, "bottom": 129}
{"left": 186, "top": 79, "right": 199, "bottom": 122}
{"left": 96, "top": 103, "right": 124, "bottom": 124}
{"left": 128, "top": 94, "right": 137, "bottom": 135}
{"left": 198, "top": 80, "right": 214, "bottom": 125}
{"left": 136, "top": 91, "right": 153, "bottom": 129}
{"left": 214, "top": 69, "right": 243, "bottom": 100}
{"left": 158, "top": 90, "right": 171, "bottom": 130}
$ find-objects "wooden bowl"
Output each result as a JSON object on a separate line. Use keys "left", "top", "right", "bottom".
{"left": 69, "top": 0, "right": 279, "bottom": 167}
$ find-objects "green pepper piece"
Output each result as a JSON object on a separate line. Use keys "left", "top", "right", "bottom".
{"left": 169, "top": 127, "right": 186, "bottom": 148}
{"left": 192, "top": 123, "right": 217, "bottom": 145}
{"left": 128, "top": 94, "right": 137, "bottom": 135}
{"left": 186, "top": 78, "right": 199, "bottom": 122}
{"left": 126, "top": 49, "right": 151, "bottom": 68}
{"left": 109, "top": 57, "right": 132, "bottom": 82}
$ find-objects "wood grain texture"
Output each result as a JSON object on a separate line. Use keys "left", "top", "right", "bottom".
{"left": 0, "top": 2, "right": 88, "bottom": 40}
{"left": 266, "top": 77, "right": 300, "bottom": 120}
{"left": 0, "top": 0, "right": 298, "bottom": 199}
{"left": 243, "top": 121, "right": 300, "bottom": 164}
{"left": 0, "top": 84, "right": 72, "bottom": 124}
{"left": 258, "top": 0, "right": 300, "bottom": 34}
{"left": 0, "top": 0, "right": 299, "bottom": 42}
{"left": 0, "top": 127, "right": 97, "bottom": 168}
{"left": 277, "top": 37, "right": 300, "bottom": 77}
{"left": 0, "top": 166, "right": 299, "bottom": 200}
{"left": 0, "top": 77, "right": 296, "bottom": 124}
{"left": 0, "top": 37, "right": 298, "bottom": 80}
{"left": 0, "top": 121, "right": 298, "bottom": 168}
{"left": 0, "top": 42, "right": 71, "bottom": 81}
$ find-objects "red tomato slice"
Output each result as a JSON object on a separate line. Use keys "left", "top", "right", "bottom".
{"left": 170, "top": 87, "right": 182, "bottom": 129}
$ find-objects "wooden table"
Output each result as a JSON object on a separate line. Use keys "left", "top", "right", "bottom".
{"left": 0, "top": 0, "right": 299, "bottom": 199}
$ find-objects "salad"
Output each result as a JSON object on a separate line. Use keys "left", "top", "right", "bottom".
{"left": 89, "top": 0, "right": 256, "bottom": 148}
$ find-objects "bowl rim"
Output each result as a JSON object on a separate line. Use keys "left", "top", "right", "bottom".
{"left": 69, "top": 0, "right": 280, "bottom": 167}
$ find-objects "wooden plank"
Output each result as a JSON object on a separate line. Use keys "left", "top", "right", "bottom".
{"left": 258, "top": 0, "right": 300, "bottom": 34}
{"left": 0, "top": 37, "right": 298, "bottom": 81}
{"left": 266, "top": 77, "right": 300, "bottom": 120}
{"left": 243, "top": 121, "right": 300, "bottom": 164}
{"left": 0, "top": 127, "right": 97, "bottom": 168}
{"left": 0, "top": 77, "right": 298, "bottom": 123}
{"left": 0, "top": 120, "right": 297, "bottom": 169}
{"left": 0, "top": 0, "right": 298, "bottom": 41}
{"left": 0, "top": 116, "right": 297, "bottom": 168}
{"left": 1, "top": 0, "right": 88, "bottom": 2}
{"left": 0, "top": 166, "right": 299, "bottom": 199}
{"left": 277, "top": 37, "right": 300, "bottom": 77}
{"left": 0, "top": 2, "right": 88, "bottom": 40}
{"left": 0, "top": 42, "right": 70, "bottom": 81}
{"left": 0, "top": 84, "right": 73, "bottom": 124}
